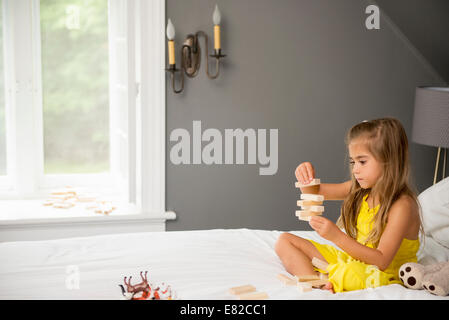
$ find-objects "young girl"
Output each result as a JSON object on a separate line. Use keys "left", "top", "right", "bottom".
{"left": 275, "top": 118, "right": 423, "bottom": 293}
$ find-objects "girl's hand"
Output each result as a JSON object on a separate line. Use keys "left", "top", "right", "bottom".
{"left": 309, "top": 216, "right": 342, "bottom": 242}
{"left": 295, "top": 162, "right": 315, "bottom": 185}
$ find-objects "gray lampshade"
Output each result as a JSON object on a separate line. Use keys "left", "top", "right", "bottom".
{"left": 412, "top": 87, "right": 449, "bottom": 148}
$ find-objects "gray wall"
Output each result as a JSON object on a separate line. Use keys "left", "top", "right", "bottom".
{"left": 165, "top": 0, "right": 446, "bottom": 232}
{"left": 376, "top": 0, "right": 449, "bottom": 83}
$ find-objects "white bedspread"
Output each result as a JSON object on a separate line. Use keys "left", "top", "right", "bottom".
{"left": 0, "top": 228, "right": 447, "bottom": 300}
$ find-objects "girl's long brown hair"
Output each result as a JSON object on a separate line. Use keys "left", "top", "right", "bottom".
{"left": 336, "top": 118, "right": 424, "bottom": 247}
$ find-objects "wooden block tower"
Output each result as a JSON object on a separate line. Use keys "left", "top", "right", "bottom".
{"left": 294, "top": 179, "right": 324, "bottom": 221}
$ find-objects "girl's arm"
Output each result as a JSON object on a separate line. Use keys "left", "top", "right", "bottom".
{"left": 300, "top": 181, "right": 352, "bottom": 200}
{"left": 295, "top": 162, "right": 352, "bottom": 200}
{"left": 309, "top": 196, "right": 417, "bottom": 271}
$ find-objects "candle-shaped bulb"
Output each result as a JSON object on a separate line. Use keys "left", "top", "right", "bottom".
{"left": 166, "top": 19, "right": 176, "bottom": 65}
{"left": 213, "top": 5, "right": 221, "bottom": 25}
{"left": 166, "top": 18, "right": 175, "bottom": 40}
{"left": 213, "top": 5, "right": 221, "bottom": 50}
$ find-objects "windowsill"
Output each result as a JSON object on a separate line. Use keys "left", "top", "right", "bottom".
{"left": 0, "top": 197, "right": 176, "bottom": 242}
{"left": 0, "top": 199, "right": 177, "bottom": 242}
{"left": 0, "top": 199, "right": 176, "bottom": 227}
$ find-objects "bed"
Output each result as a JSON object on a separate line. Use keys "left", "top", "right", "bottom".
{"left": 1, "top": 178, "right": 448, "bottom": 300}
{"left": 0, "top": 228, "right": 447, "bottom": 300}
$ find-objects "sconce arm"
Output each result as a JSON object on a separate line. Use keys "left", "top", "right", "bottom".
{"left": 195, "top": 31, "right": 224, "bottom": 80}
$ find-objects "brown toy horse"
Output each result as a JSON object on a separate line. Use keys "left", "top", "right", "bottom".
{"left": 119, "top": 271, "right": 151, "bottom": 300}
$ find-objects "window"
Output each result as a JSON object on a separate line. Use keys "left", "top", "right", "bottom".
{"left": 0, "top": 0, "right": 169, "bottom": 224}
{"left": 40, "top": 0, "right": 110, "bottom": 175}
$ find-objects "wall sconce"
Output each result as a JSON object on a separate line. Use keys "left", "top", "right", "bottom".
{"left": 166, "top": 5, "right": 226, "bottom": 94}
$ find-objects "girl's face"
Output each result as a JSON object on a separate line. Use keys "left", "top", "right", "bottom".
{"left": 348, "top": 140, "right": 383, "bottom": 189}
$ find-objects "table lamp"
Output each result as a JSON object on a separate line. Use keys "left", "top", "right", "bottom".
{"left": 412, "top": 86, "right": 449, "bottom": 185}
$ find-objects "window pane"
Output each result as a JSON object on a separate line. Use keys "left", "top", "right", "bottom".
{"left": 0, "top": 0, "right": 6, "bottom": 176}
{"left": 40, "top": 0, "right": 109, "bottom": 174}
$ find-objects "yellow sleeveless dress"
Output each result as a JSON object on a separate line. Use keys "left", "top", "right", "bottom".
{"left": 307, "top": 194, "right": 420, "bottom": 293}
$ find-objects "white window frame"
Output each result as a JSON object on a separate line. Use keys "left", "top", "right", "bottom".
{"left": 1, "top": 0, "right": 40, "bottom": 197}
{"left": 0, "top": 0, "right": 12, "bottom": 191}
{"left": 0, "top": 0, "right": 175, "bottom": 240}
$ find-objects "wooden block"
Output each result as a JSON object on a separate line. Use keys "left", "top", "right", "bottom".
{"left": 299, "top": 205, "right": 324, "bottom": 212}
{"left": 295, "top": 210, "right": 322, "bottom": 218}
{"left": 65, "top": 190, "right": 77, "bottom": 196}
{"left": 277, "top": 273, "right": 296, "bottom": 285}
{"left": 297, "top": 282, "right": 312, "bottom": 293}
{"left": 53, "top": 202, "right": 74, "bottom": 209}
{"left": 51, "top": 189, "right": 76, "bottom": 196}
{"left": 319, "top": 273, "right": 328, "bottom": 280}
{"left": 297, "top": 200, "right": 323, "bottom": 207}
{"left": 43, "top": 200, "right": 53, "bottom": 206}
{"left": 51, "top": 190, "right": 70, "bottom": 195}
{"left": 66, "top": 199, "right": 78, "bottom": 206}
{"left": 92, "top": 201, "right": 116, "bottom": 215}
{"left": 76, "top": 195, "right": 96, "bottom": 203}
{"left": 295, "top": 179, "right": 320, "bottom": 188}
{"left": 300, "top": 194, "right": 324, "bottom": 202}
{"left": 237, "top": 292, "right": 268, "bottom": 300}
{"left": 49, "top": 194, "right": 71, "bottom": 200}
{"left": 228, "top": 285, "right": 256, "bottom": 295}
{"left": 312, "top": 257, "right": 329, "bottom": 271}
{"left": 308, "top": 279, "right": 329, "bottom": 288}
{"left": 298, "top": 216, "right": 311, "bottom": 222}
{"left": 296, "top": 274, "right": 320, "bottom": 282}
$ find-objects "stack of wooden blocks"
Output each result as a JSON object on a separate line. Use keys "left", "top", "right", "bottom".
{"left": 295, "top": 178, "right": 324, "bottom": 222}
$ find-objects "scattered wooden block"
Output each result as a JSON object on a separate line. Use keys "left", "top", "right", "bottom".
{"left": 228, "top": 284, "right": 256, "bottom": 295}
{"left": 66, "top": 199, "right": 78, "bottom": 206}
{"left": 297, "top": 282, "right": 312, "bottom": 293}
{"left": 296, "top": 274, "right": 320, "bottom": 282}
{"left": 52, "top": 202, "right": 74, "bottom": 209}
{"left": 90, "top": 201, "right": 116, "bottom": 215}
{"left": 295, "top": 179, "right": 320, "bottom": 188}
{"left": 237, "top": 291, "right": 268, "bottom": 300}
{"left": 312, "top": 257, "right": 329, "bottom": 272}
{"left": 300, "top": 194, "right": 324, "bottom": 202}
{"left": 95, "top": 208, "right": 114, "bottom": 215}
{"left": 49, "top": 194, "right": 72, "bottom": 201}
{"left": 277, "top": 273, "right": 296, "bottom": 286}
{"left": 51, "top": 189, "right": 75, "bottom": 196}
{"left": 308, "top": 279, "right": 329, "bottom": 288}
{"left": 297, "top": 200, "right": 323, "bottom": 207}
{"left": 50, "top": 191, "right": 65, "bottom": 196}
{"left": 76, "top": 195, "right": 96, "bottom": 202}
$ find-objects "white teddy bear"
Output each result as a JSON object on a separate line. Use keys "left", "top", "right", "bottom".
{"left": 399, "top": 261, "right": 449, "bottom": 296}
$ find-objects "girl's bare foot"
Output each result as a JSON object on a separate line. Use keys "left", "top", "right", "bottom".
{"left": 322, "top": 281, "right": 334, "bottom": 293}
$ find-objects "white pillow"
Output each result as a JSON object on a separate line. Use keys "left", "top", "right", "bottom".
{"left": 418, "top": 235, "right": 449, "bottom": 263}
{"left": 418, "top": 176, "right": 449, "bottom": 250}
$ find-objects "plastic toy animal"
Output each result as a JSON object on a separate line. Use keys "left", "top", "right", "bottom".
{"left": 119, "top": 271, "right": 151, "bottom": 300}
{"left": 118, "top": 271, "right": 176, "bottom": 300}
